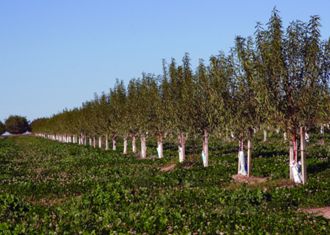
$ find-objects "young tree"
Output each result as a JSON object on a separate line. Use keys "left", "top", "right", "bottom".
{"left": 192, "top": 59, "right": 218, "bottom": 167}
{"left": 255, "top": 9, "right": 329, "bottom": 183}
{"left": 109, "top": 80, "right": 129, "bottom": 154}
{"left": 127, "top": 79, "right": 140, "bottom": 154}
{"left": 169, "top": 54, "right": 194, "bottom": 162}
{"left": 233, "top": 36, "right": 263, "bottom": 176}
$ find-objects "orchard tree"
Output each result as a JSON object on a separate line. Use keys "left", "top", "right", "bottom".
{"left": 255, "top": 9, "right": 329, "bottom": 183}
{"left": 192, "top": 59, "right": 218, "bottom": 167}
{"left": 127, "top": 79, "right": 141, "bottom": 154}
{"left": 233, "top": 36, "right": 263, "bottom": 176}
{"left": 0, "top": 121, "right": 5, "bottom": 135}
{"left": 154, "top": 60, "right": 173, "bottom": 159}
{"left": 5, "top": 115, "right": 29, "bottom": 134}
{"left": 108, "top": 80, "right": 128, "bottom": 153}
{"left": 169, "top": 54, "right": 194, "bottom": 162}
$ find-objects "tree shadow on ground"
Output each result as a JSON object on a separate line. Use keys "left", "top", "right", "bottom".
{"left": 308, "top": 160, "right": 330, "bottom": 175}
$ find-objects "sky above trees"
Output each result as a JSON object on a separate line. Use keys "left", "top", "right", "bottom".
{"left": 1, "top": 0, "right": 330, "bottom": 121}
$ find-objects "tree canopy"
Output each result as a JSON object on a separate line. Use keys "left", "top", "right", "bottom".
{"left": 5, "top": 115, "right": 29, "bottom": 134}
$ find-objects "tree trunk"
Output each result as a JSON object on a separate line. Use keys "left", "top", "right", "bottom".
{"left": 263, "top": 129, "right": 267, "bottom": 142}
{"left": 292, "top": 132, "right": 297, "bottom": 162}
{"left": 202, "top": 129, "right": 209, "bottom": 167}
{"left": 93, "top": 137, "right": 96, "bottom": 148}
{"left": 132, "top": 135, "right": 136, "bottom": 153}
{"left": 157, "top": 134, "right": 163, "bottom": 159}
{"left": 247, "top": 131, "right": 252, "bottom": 177}
{"left": 178, "top": 132, "right": 186, "bottom": 163}
{"left": 300, "top": 127, "right": 307, "bottom": 184}
{"left": 98, "top": 136, "right": 102, "bottom": 148}
{"left": 89, "top": 137, "right": 92, "bottom": 146}
{"left": 289, "top": 141, "right": 294, "bottom": 180}
{"left": 283, "top": 132, "right": 287, "bottom": 141}
{"left": 105, "top": 135, "right": 109, "bottom": 150}
{"left": 140, "top": 134, "right": 147, "bottom": 159}
{"left": 112, "top": 136, "right": 116, "bottom": 151}
{"left": 123, "top": 137, "right": 128, "bottom": 155}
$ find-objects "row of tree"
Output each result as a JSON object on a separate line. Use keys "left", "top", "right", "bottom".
{"left": 31, "top": 9, "right": 330, "bottom": 184}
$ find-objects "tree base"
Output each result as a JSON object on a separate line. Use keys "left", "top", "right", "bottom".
{"left": 300, "top": 207, "right": 330, "bottom": 220}
{"left": 232, "top": 174, "right": 268, "bottom": 184}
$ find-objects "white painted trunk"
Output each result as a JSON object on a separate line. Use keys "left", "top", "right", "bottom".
{"left": 283, "top": 132, "right": 287, "bottom": 141}
{"left": 230, "top": 131, "right": 235, "bottom": 139}
{"left": 289, "top": 143, "right": 294, "bottom": 180}
{"left": 263, "top": 130, "right": 267, "bottom": 142}
{"left": 157, "top": 135, "right": 163, "bottom": 159}
{"left": 112, "top": 138, "right": 116, "bottom": 151}
{"left": 202, "top": 130, "right": 209, "bottom": 167}
{"left": 132, "top": 135, "right": 136, "bottom": 153}
{"left": 105, "top": 135, "right": 109, "bottom": 150}
{"left": 89, "top": 138, "right": 92, "bottom": 146}
{"left": 178, "top": 132, "right": 186, "bottom": 163}
{"left": 123, "top": 137, "right": 128, "bottom": 154}
{"left": 237, "top": 139, "right": 247, "bottom": 175}
{"left": 140, "top": 134, "right": 147, "bottom": 158}
{"left": 93, "top": 137, "right": 96, "bottom": 148}
{"left": 98, "top": 136, "right": 102, "bottom": 148}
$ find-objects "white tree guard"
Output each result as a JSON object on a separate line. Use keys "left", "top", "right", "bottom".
{"left": 157, "top": 142, "right": 163, "bottom": 158}
{"left": 123, "top": 138, "right": 128, "bottom": 154}
{"left": 201, "top": 151, "right": 207, "bottom": 167}
{"left": 290, "top": 161, "right": 302, "bottom": 184}
{"left": 238, "top": 150, "right": 247, "bottom": 176}
{"left": 178, "top": 146, "right": 184, "bottom": 163}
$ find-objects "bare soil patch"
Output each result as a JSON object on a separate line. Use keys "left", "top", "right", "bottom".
{"left": 270, "top": 179, "right": 296, "bottom": 189}
{"left": 232, "top": 174, "right": 268, "bottom": 185}
{"left": 160, "top": 163, "right": 176, "bottom": 172}
{"left": 300, "top": 207, "right": 330, "bottom": 220}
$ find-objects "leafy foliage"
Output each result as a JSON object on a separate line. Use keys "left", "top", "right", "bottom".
{"left": 0, "top": 121, "right": 5, "bottom": 135}
{"left": 4, "top": 115, "right": 29, "bottom": 134}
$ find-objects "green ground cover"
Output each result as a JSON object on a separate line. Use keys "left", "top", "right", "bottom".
{"left": 0, "top": 136, "right": 330, "bottom": 234}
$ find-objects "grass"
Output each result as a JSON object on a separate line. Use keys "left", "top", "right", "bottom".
{"left": 0, "top": 135, "right": 330, "bottom": 233}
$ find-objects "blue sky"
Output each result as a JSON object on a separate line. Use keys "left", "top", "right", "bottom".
{"left": 1, "top": 0, "right": 330, "bottom": 122}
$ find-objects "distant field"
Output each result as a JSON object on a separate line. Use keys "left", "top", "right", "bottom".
{"left": 0, "top": 136, "right": 330, "bottom": 233}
